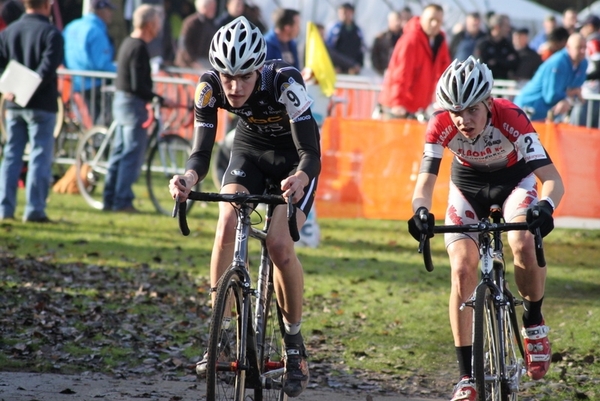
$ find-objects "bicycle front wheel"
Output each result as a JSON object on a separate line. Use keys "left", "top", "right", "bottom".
{"left": 256, "top": 275, "right": 287, "bottom": 401}
{"left": 500, "top": 292, "right": 525, "bottom": 401}
{"left": 206, "top": 267, "right": 247, "bottom": 401}
{"left": 75, "top": 125, "right": 111, "bottom": 210}
{"left": 146, "top": 133, "right": 198, "bottom": 216}
{"left": 473, "top": 284, "right": 502, "bottom": 401}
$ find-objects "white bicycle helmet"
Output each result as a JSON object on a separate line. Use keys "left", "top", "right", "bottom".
{"left": 436, "top": 56, "right": 494, "bottom": 112}
{"left": 209, "top": 16, "right": 266, "bottom": 75}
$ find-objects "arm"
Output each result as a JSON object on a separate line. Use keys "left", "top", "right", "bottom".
{"left": 532, "top": 163, "right": 564, "bottom": 209}
{"left": 411, "top": 172, "right": 437, "bottom": 212}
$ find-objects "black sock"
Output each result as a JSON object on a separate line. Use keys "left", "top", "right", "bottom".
{"left": 284, "top": 332, "right": 304, "bottom": 347}
{"left": 456, "top": 345, "right": 472, "bottom": 379}
{"left": 522, "top": 297, "right": 544, "bottom": 327}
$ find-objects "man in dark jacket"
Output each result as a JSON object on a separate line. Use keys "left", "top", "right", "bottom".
{"left": 325, "top": 2, "right": 365, "bottom": 74}
{"left": 0, "top": 0, "right": 63, "bottom": 222}
{"left": 474, "top": 13, "right": 519, "bottom": 80}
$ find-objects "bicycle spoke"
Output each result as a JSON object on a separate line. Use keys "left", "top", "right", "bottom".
{"left": 474, "top": 284, "right": 502, "bottom": 401}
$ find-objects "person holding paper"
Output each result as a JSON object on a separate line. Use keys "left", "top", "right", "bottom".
{"left": 0, "top": 0, "right": 63, "bottom": 223}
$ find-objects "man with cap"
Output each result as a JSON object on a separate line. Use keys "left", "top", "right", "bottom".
{"left": 63, "top": 0, "right": 117, "bottom": 124}
{"left": 570, "top": 14, "right": 600, "bottom": 127}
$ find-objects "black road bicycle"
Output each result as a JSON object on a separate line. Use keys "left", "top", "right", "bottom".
{"left": 417, "top": 205, "right": 546, "bottom": 401}
{"left": 173, "top": 185, "right": 299, "bottom": 401}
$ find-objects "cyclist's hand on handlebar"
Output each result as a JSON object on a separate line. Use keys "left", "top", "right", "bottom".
{"left": 407, "top": 207, "right": 435, "bottom": 241}
{"left": 281, "top": 175, "right": 305, "bottom": 204}
{"left": 169, "top": 174, "right": 194, "bottom": 202}
{"left": 526, "top": 200, "right": 554, "bottom": 237}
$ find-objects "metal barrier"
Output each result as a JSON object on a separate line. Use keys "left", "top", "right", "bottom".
{"left": 327, "top": 75, "right": 600, "bottom": 128}
{"left": 51, "top": 68, "right": 199, "bottom": 168}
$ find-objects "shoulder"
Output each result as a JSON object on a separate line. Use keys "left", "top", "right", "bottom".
{"left": 195, "top": 70, "right": 222, "bottom": 110}
{"left": 425, "top": 111, "right": 456, "bottom": 144}
{"left": 491, "top": 98, "right": 535, "bottom": 137}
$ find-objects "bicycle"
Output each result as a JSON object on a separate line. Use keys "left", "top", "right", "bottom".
{"left": 416, "top": 205, "right": 546, "bottom": 401}
{"left": 75, "top": 97, "right": 199, "bottom": 215}
{"left": 173, "top": 184, "right": 300, "bottom": 401}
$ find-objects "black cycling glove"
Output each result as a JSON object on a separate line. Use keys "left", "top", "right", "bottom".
{"left": 526, "top": 200, "right": 554, "bottom": 237}
{"left": 408, "top": 207, "right": 435, "bottom": 241}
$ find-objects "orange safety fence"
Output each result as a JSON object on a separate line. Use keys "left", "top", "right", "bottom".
{"left": 316, "top": 117, "right": 600, "bottom": 220}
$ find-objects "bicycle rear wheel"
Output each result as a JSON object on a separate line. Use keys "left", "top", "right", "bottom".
{"left": 75, "top": 125, "right": 111, "bottom": 210}
{"left": 206, "top": 267, "right": 247, "bottom": 401}
{"left": 146, "top": 133, "right": 198, "bottom": 216}
{"left": 256, "top": 275, "right": 287, "bottom": 401}
{"left": 473, "top": 284, "right": 502, "bottom": 401}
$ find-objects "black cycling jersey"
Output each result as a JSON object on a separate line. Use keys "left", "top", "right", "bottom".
{"left": 186, "top": 60, "right": 321, "bottom": 184}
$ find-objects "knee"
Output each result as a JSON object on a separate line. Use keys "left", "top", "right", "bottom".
{"left": 266, "top": 236, "right": 295, "bottom": 270}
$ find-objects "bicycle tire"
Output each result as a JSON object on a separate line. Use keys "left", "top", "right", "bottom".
{"left": 473, "top": 284, "right": 502, "bottom": 401}
{"left": 145, "top": 133, "right": 198, "bottom": 215}
{"left": 500, "top": 292, "right": 524, "bottom": 401}
{"left": 255, "top": 270, "right": 287, "bottom": 401}
{"left": 75, "top": 125, "right": 111, "bottom": 210}
{"left": 206, "top": 267, "right": 247, "bottom": 401}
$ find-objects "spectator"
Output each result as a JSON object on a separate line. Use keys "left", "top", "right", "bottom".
{"left": 0, "top": 0, "right": 63, "bottom": 222}
{"left": 538, "top": 26, "right": 570, "bottom": 61}
{"left": 214, "top": 0, "right": 243, "bottom": 28}
{"left": 0, "top": 0, "right": 24, "bottom": 30}
{"left": 325, "top": 2, "right": 365, "bottom": 74}
{"left": 529, "top": 14, "right": 556, "bottom": 52}
{"left": 63, "top": 0, "right": 117, "bottom": 125}
{"left": 562, "top": 7, "right": 578, "bottom": 35}
{"left": 371, "top": 10, "right": 404, "bottom": 76}
{"left": 243, "top": 2, "right": 266, "bottom": 33}
{"left": 299, "top": 22, "right": 357, "bottom": 77}
{"left": 174, "top": 0, "right": 216, "bottom": 69}
{"left": 103, "top": 4, "right": 174, "bottom": 213}
{"left": 570, "top": 15, "right": 600, "bottom": 128}
{"left": 377, "top": 3, "right": 450, "bottom": 119}
{"left": 449, "top": 11, "right": 486, "bottom": 61}
{"left": 264, "top": 8, "right": 300, "bottom": 70}
{"left": 514, "top": 33, "right": 587, "bottom": 122}
{"left": 511, "top": 27, "right": 542, "bottom": 86}
{"left": 474, "top": 13, "right": 519, "bottom": 80}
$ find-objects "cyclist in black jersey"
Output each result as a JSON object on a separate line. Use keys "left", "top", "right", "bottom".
{"left": 407, "top": 57, "right": 564, "bottom": 401}
{"left": 169, "top": 16, "right": 319, "bottom": 397}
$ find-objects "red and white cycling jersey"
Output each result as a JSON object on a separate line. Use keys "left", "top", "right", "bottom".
{"left": 422, "top": 98, "right": 550, "bottom": 174}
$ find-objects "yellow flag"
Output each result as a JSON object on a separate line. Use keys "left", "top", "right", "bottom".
{"left": 304, "top": 21, "right": 337, "bottom": 97}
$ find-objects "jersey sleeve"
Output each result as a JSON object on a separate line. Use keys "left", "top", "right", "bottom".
{"left": 274, "top": 66, "right": 321, "bottom": 181}
{"left": 419, "top": 113, "right": 448, "bottom": 175}
{"left": 185, "top": 73, "right": 221, "bottom": 181}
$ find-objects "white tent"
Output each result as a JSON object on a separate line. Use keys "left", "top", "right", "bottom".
{"left": 251, "top": 0, "right": 560, "bottom": 75}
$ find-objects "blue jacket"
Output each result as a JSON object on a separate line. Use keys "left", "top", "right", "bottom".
{"left": 264, "top": 29, "right": 299, "bottom": 70}
{"left": 63, "top": 13, "right": 116, "bottom": 91}
{"left": 514, "top": 48, "right": 587, "bottom": 121}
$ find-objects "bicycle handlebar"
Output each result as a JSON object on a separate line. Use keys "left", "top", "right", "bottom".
{"left": 417, "top": 220, "right": 546, "bottom": 272}
{"left": 172, "top": 187, "right": 300, "bottom": 242}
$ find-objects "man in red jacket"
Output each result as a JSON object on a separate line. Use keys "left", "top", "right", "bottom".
{"left": 377, "top": 3, "right": 451, "bottom": 119}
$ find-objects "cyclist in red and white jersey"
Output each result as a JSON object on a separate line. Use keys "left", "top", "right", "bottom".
{"left": 169, "top": 16, "right": 319, "bottom": 397}
{"left": 408, "top": 56, "right": 564, "bottom": 401}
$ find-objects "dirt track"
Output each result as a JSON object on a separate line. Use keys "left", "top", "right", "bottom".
{"left": 0, "top": 371, "right": 442, "bottom": 401}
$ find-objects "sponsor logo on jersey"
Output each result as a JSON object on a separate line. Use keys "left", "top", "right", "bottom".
{"left": 196, "top": 122, "right": 215, "bottom": 128}
{"left": 230, "top": 169, "right": 246, "bottom": 177}
{"left": 195, "top": 82, "right": 216, "bottom": 108}
{"left": 247, "top": 115, "right": 284, "bottom": 124}
{"left": 502, "top": 122, "right": 520, "bottom": 139}
{"left": 293, "top": 114, "right": 312, "bottom": 123}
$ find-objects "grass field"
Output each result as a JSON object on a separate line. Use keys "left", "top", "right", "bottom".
{"left": 1, "top": 176, "right": 599, "bottom": 400}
